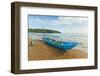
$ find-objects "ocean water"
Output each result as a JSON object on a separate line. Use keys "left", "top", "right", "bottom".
{"left": 29, "top": 32, "right": 88, "bottom": 52}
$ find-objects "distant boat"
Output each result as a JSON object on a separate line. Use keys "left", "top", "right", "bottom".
{"left": 43, "top": 37, "right": 78, "bottom": 51}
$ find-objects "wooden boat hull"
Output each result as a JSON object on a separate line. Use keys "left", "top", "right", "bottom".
{"left": 43, "top": 37, "right": 78, "bottom": 51}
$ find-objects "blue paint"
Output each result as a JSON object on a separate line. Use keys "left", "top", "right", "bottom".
{"left": 43, "top": 37, "right": 78, "bottom": 51}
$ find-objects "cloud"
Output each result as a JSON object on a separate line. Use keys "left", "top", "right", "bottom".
{"left": 29, "top": 16, "right": 88, "bottom": 33}
{"left": 57, "top": 17, "right": 88, "bottom": 26}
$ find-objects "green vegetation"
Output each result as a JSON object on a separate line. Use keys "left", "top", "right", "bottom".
{"left": 28, "top": 29, "right": 61, "bottom": 33}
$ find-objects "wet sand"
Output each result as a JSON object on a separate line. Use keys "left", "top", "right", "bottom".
{"left": 28, "top": 38, "right": 88, "bottom": 60}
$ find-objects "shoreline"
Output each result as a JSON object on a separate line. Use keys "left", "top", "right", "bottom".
{"left": 28, "top": 38, "right": 88, "bottom": 60}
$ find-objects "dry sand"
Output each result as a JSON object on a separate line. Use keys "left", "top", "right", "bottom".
{"left": 28, "top": 38, "right": 88, "bottom": 60}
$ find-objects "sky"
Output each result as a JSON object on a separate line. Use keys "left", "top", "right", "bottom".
{"left": 28, "top": 15, "right": 88, "bottom": 33}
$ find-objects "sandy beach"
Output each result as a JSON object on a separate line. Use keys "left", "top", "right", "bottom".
{"left": 28, "top": 37, "right": 88, "bottom": 60}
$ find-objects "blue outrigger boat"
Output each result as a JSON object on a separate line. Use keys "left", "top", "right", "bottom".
{"left": 43, "top": 37, "right": 78, "bottom": 51}
{"left": 42, "top": 25, "right": 78, "bottom": 51}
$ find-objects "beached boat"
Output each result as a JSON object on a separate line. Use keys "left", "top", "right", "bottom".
{"left": 43, "top": 37, "right": 78, "bottom": 51}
